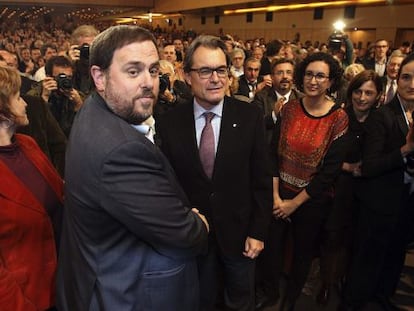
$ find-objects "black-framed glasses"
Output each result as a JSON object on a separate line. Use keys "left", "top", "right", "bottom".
{"left": 189, "top": 66, "right": 228, "bottom": 79}
{"left": 304, "top": 71, "right": 329, "bottom": 82}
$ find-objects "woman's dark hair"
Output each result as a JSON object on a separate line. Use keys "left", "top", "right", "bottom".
{"left": 346, "top": 69, "right": 383, "bottom": 105}
{"left": 398, "top": 52, "right": 414, "bottom": 79}
{"left": 294, "top": 52, "right": 343, "bottom": 93}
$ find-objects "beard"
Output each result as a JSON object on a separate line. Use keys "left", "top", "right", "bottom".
{"left": 104, "top": 80, "right": 156, "bottom": 125}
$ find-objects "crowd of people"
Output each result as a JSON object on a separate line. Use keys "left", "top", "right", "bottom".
{"left": 0, "top": 21, "right": 413, "bottom": 311}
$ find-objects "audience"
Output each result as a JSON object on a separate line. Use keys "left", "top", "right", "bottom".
{"left": 0, "top": 18, "right": 413, "bottom": 311}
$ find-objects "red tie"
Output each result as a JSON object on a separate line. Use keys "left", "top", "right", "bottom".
{"left": 199, "top": 112, "right": 215, "bottom": 178}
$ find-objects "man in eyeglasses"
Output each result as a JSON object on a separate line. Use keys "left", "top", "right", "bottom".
{"left": 157, "top": 35, "right": 273, "bottom": 311}
{"left": 360, "top": 39, "right": 390, "bottom": 77}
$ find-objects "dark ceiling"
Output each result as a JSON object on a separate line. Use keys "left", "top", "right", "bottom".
{"left": 0, "top": 0, "right": 410, "bottom": 25}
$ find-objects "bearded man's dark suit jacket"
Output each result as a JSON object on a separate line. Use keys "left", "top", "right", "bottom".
{"left": 344, "top": 96, "right": 411, "bottom": 306}
{"left": 57, "top": 92, "right": 208, "bottom": 311}
{"left": 252, "top": 86, "right": 303, "bottom": 144}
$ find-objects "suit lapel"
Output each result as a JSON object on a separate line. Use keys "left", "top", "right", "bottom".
{"left": 214, "top": 97, "right": 240, "bottom": 178}
{"left": 179, "top": 103, "right": 208, "bottom": 178}
{"left": 0, "top": 135, "right": 63, "bottom": 214}
{"left": 390, "top": 98, "right": 409, "bottom": 136}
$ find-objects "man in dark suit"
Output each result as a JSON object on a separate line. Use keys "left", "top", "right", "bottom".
{"left": 236, "top": 57, "right": 272, "bottom": 102}
{"left": 157, "top": 35, "right": 273, "bottom": 311}
{"left": 381, "top": 51, "right": 405, "bottom": 105}
{"left": 57, "top": 25, "right": 209, "bottom": 311}
{"left": 359, "top": 39, "right": 389, "bottom": 77}
{"left": 252, "top": 58, "right": 303, "bottom": 144}
{"left": 341, "top": 53, "right": 414, "bottom": 311}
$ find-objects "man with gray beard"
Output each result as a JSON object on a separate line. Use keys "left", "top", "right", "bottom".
{"left": 57, "top": 25, "right": 209, "bottom": 311}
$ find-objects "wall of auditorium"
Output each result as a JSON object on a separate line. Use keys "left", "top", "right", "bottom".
{"left": 175, "top": 4, "right": 414, "bottom": 48}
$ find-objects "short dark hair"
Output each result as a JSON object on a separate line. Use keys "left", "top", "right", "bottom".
{"left": 45, "top": 56, "right": 73, "bottom": 76}
{"left": 346, "top": 70, "right": 383, "bottom": 105}
{"left": 40, "top": 44, "right": 57, "bottom": 57}
{"left": 294, "top": 52, "right": 343, "bottom": 93}
{"left": 265, "top": 40, "right": 284, "bottom": 57}
{"left": 183, "top": 35, "right": 230, "bottom": 73}
{"left": 90, "top": 25, "right": 157, "bottom": 73}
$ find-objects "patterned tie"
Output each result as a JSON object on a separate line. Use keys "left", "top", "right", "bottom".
{"left": 385, "top": 80, "right": 396, "bottom": 104}
{"left": 199, "top": 112, "right": 215, "bottom": 178}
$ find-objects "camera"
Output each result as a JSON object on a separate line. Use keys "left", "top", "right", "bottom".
{"left": 78, "top": 43, "right": 90, "bottom": 60}
{"left": 159, "top": 73, "right": 171, "bottom": 93}
{"left": 56, "top": 73, "right": 73, "bottom": 91}
{"left": 328, "top": 30, "right": 345, "bottom": 52}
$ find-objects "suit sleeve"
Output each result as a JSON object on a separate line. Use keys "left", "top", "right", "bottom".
{"left": 0, "top": 266, "right": 37, "bottom": 311}
{"left": 362, "top": 109, "right": 405, "bottom": 177}
{"left": 248, "top": 109, "right": 273, "bottom": 241}
{"left": 99, "top": 140, "right": 208, "bottom": 259}
{"left": 305, "top": 110, "right": 349, "bottom": 197}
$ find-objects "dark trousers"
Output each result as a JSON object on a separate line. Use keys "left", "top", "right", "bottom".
{"left": 343, "top": 207, "right": 399, "bottom": 306}
{"left": 377, "top": 187, "right": 414, "bottom": 297}
{"left": 198, "top": 235, "right": 255, "bottom": 311}
{"left": 256, "top": 189, "right": 331, "bottom": 303}
{"left": 344, "top": 185, "right": 414, "bottom": 307}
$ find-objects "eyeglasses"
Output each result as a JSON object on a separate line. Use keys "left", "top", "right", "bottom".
{"left": 304, "top": 71, "right": 329, "bottom": 82}
{"left": 189, "top": 67, "right": 228, "bottom": 79}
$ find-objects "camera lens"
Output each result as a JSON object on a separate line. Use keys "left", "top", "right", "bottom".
{"left": 56, "top": 73, "right": 73, "bottom": 91}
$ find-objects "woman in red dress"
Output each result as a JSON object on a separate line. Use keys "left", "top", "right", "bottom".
{"left": 258, "top": 52, "right": 349, "bottom": 311}
{"left": 0, "top": 66, "right": 63, "bottom": 311}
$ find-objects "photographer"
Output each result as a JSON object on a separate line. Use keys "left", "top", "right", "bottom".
{"left": 67, "top": 25, "right": 98, "bottom": 95}
{"left": 28, "top": 56, "right": 84, "bottom": 137}
{"left": 328, "top": 30, "right": 354, "bottom": 69}
{"left": 154, "top": 59, "right": 191, "bottom": 120}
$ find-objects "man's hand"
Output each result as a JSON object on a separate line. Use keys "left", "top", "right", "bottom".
{"left": 41, "top": 77, "right": 58, "bottom": 103}
{"left": 273, "top": 97, "right": 286, "bottom": 115}
{"left": 68, "top": 45, "right": 80, "bottom": 62}
{"left": 257, "top": 75, "right": 272, "bottom": 92}
{"left": 243, "top": 236, "right": 264, "bottom": 259}
{"left": 67, "top": 88, "right": 83, "bottom": 111}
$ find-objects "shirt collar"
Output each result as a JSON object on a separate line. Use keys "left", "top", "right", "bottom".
{"left": 275, "top": 90, "right": 292, "bottom": 100}
{"left": 194, "top": 98, "right": 224, "bottom": 120}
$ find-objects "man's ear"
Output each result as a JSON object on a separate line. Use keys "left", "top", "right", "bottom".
{"left": 90, "top": 65, "right": 106, "bottom": 92}
{"left": 184, "top": 72, "right": 192, "bottom": 86}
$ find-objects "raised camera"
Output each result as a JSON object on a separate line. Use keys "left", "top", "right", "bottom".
{"left": 328, "top": 30, "right": 345, "bottom": 52}
{"left": 159, "top": 73, "right": 171, "bottom": 93}
{"left": 79, "top": 43, "right": 90, "bottom": 60}
{"left": 56, "top": 73, "right": 73, "bottom": 91}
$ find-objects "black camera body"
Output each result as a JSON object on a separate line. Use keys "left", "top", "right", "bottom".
{"left": 159, "top": 74, "right": 171, "bottom": 93}
{"left": 56, "top": 73, "right": 73, "bottom": 91}
{"left": 78, "top": 43, "right": 90, "bottom": 60}
{"left": 328, "top": 30, "right": 345, "bottom": 52}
